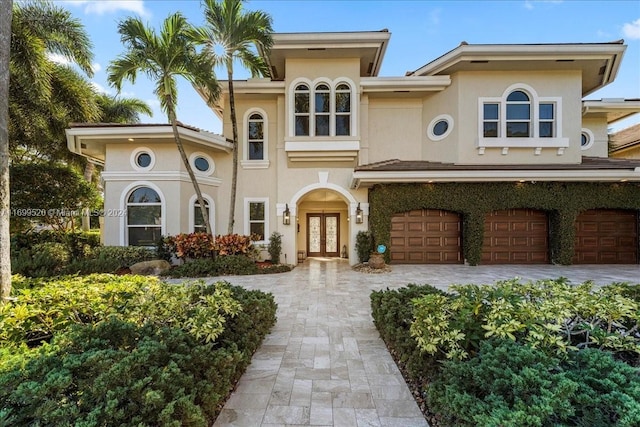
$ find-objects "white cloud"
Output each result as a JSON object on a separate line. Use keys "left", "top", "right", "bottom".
{"left": 90, "top": 82, "right": 112, "bottom": 94}
{"left": 47, "top": 53, "right": 72, "bottom": 65}
{"left": 91, "top": 62, "right": 102, "bottom": 73}
{"left": 622, "top": 18, "right": 640, "bottom": 40}
{"left": 62, "top": 1, "right": 149, "bottom": 17}
{"left": 524, "top": 1, "right": 534, "bottom": 10}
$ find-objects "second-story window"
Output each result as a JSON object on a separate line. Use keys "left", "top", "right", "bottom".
{"left": 315, "top": 84, "right": 330, "bottom": 136}
{"left": 248, "top": 113, "right": 264, "bottom": 160}
{"left": 506, "top": 90, "right": 531, "bottom": 137}
{"left": 539, "top": 103, "right": 555, "bottom": 138}
{"left": 335, "top": 83, "right": 351, "bottom": 136}
{"left": 295, "top": 84, "right": 310, "bottom": 136}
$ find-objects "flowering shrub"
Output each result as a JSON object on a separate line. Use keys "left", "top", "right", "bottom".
{"left": 165, "top": 233, "right": 215, "bottom": 260}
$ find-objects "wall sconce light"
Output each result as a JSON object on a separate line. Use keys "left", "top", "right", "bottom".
{"left": 283, "top": 204, "right": 291, "bottom": 225}
{"left": 355, "top": 203, "right": 363, "bottom": 224}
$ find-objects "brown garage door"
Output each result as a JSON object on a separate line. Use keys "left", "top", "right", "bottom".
{"left": 573, "top": 209, "right": 638, "bottom": 264}
{"left": 390, "top": 209, "right": 462, "bottom": 264}
{"left": 482, "top": 209, "right": 549, "bottom": 264}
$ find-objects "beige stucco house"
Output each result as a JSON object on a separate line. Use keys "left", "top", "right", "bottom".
{"left": 66, "top": 30, "right": 640, "bottom": 265}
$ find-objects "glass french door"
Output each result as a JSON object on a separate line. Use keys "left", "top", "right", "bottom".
{"left": 307, "top": 213, "right": 340, "bottom": 257}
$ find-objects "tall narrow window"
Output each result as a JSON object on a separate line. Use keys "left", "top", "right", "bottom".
{"left": 127, "top": 187, "right": 162, "bottom": 246}
{"left": 335, "top": 83, "right": 351, "bottom": 136}
{"left": 483, "top": 103, "right": 499, "bottom": 137}
{"left": 506, "top": 90, "right": 530, "bottom": 137}
{"left": 294, "top": 84, "right": 310, "bottom": 136}
{"left": 249, "top": 201, "right": 265, "bottom": 241}
{"left": 193, "top": 199, "right": 211, "bottom": 233}
{"left": 248, "top": 113, "right": 264, "bottom": 160}
{"left": 539, "top": 103, "right": 555, "bottom": 138}
{"left": 314, "top": 84, "right": 330, "bottom": 136}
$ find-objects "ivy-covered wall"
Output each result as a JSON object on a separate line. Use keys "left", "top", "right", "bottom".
{"left": 368, "top": 182, "right": 640, "bottom": 265}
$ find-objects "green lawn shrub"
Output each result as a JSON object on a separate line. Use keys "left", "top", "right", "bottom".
{"left": 12, "top": 242, "right": 71, "bottom": 277}
{"left": 0, "top": 274, "right": 277, "bottom": 426}
{"left": 370, "top": 284, "right": 447, "bottom": 379}
{"left": 356, "top": 230, "right": 373, "bottom": 263}
{"left": 11, "top": 230, "right": 101, "bottom": 259}
{"left": 62, "top": 246, "right": 156, "bottom": 275}
{"left": 427, "top": 339, "right": 640, "bottom": 427}
{"left": 410, "top": 279, "right": 640, "bottom": 362}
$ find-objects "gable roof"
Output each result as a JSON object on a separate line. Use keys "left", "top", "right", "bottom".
{"left": 407, "top": 40, "right": 627, "bottom": 96}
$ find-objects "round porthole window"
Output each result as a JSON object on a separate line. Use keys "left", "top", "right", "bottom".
{"left": 189, "top": 152, "right": 215, "bottom": 175}
{"left": 130, "top": 147, "right": 156, "bottom": 171}
{"left": 136, "top": 152, "right": 152, "bottom": 168}
{"left": 427, "top": 114, "right": 454, "bottom": 141}
{"left": 433, "top": 120, "right": 449, "bottom": 136}
{"left": 580, "top": 128, "right": 594, "bottom": 150}
{"left": 194, "top": 156, "right": 210, "bottom": 172}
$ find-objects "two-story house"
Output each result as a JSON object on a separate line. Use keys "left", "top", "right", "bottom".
{"left": 66, "top": 30, "right": 640, "bottom": 265}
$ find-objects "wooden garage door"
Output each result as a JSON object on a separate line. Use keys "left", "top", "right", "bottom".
{"left": 573, "top": 209, "right": 638, "bottom": 264}
{"left": 482, "top": 209, "right": 549, "bottom": 264}
{"left": 390, "top": 209, "right": 462, "bottom": 264}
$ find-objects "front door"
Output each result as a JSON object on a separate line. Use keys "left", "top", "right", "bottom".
{"left": 307, "top": 213, "right": 340, "bottom": 257}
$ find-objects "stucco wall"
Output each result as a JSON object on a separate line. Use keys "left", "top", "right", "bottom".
{"left": 367, "top": 98, "right": 422, "bottom": 162}
{"left": 581, "top": 117, "right": 609, "bottom": 158}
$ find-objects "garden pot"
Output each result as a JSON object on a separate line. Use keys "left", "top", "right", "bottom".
{"left": 369, "top": 253, "right": 385, "bottom": 269}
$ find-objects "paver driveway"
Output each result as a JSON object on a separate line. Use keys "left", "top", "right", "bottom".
{"left": 206, "top": 258, "right": 640, "bottom": 426}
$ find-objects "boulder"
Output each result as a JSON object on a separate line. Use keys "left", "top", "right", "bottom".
{"left": 129, "top": 260, "right": 171, "bottom": 276}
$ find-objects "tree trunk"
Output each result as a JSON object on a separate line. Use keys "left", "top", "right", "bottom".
{"left": 227, "top": 66, "right": 238, "bottom": 235}
{"left": 81, "top": 160, "right": 95, "bottom": 231}
{"left": 0, "top": 0, "right": 12, "bottom": 302}
{"left": 166, "top": 105, "right": 213, "bottom": 238}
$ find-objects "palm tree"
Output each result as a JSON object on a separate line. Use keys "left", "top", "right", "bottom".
{"left": 194, "top": 0, "right": 273, "bottom": 234}
{"left": 108, "top": 13, "right": 220, "bottom": 236}
{"left": 0, "top": 0, "right": 12, "bottom": 302}
{"left": 9, "top": 0, "right": 98, "bottom": 163}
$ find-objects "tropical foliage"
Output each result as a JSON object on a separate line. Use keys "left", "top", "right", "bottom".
{"left": 108, "top": 12, "right": 219, "bottom": 236}
{"left": 193, "top": 0, "right": 273, "bottom": 233}
{"left": 0, "top": 275, "right": 277, "bottom": 425}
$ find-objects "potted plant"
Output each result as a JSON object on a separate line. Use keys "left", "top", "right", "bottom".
{"left": 368, "top": 244, "right": 386, "bottom": 269}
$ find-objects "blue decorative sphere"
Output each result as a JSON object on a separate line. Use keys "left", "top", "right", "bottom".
{"left": 377, "top": 244, "right": 386, "bottom": 254}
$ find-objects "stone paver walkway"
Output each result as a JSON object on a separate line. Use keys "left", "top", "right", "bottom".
{"left": 206, "top": 259, "right": 640, "bottom": 426}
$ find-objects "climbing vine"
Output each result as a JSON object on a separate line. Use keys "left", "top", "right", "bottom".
{"left": 368, "top": 182, "right": 640, "bottom": 265}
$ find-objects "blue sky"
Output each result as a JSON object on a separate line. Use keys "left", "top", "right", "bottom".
{"left": 56, "top": 0, "right": 640, "bottom": 133}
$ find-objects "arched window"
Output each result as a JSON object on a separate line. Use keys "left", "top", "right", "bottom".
{"left": 248, "top": 113, "right": 264, "bottom": 160}
{"left": 193, "top": 199, "right": 211, "bottom": 233}
{"left": 126, "top": 187, "right": 162, "bottom": 246}
{"left": 506, "top": 90, "right": 531, "bottom": 137}
{"left": 294, "top": 84, "right": 310, "bottom": 136}
{"left": 314, "top": 83, "right": 331, "bottom": 136}
{"left": 335, "top": 83, "right": 351, "bottom": 136}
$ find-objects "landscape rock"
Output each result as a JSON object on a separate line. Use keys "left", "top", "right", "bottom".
{"left": 129, "top": 260, "right": 171, "bottom": 276}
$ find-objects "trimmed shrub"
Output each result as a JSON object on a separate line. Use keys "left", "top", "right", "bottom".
{"left": 62, "top": 246, "right": 155, "bottom": 275}
{"left": 427, "top": 339, "right": 640, "bottom": 427}
{"left": 356, "top": 231, "right": 373, "bottom": 263}
{"left": 371, "top": 284, "right": 447, "bottom": 379}
{"left": 267, "top": 231, "right": 282, "bottom": 264}
{"left": 11, "top": 242, "right": 72, "bottom": 278}
{"left": 165, "top": 255, "right": 260, "bottom": 278}
{"left": 0, "top": 275, "right": 277, "bottom": 426}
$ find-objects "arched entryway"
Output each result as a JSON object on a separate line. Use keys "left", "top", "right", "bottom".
{"left": 298, "top": 189, "right": 349, "bottom": 259}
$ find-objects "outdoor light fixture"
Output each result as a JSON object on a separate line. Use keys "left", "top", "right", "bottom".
{"left": 355, "top": 203, "right": 363, "bottom": 224}
{"left": 283, "top": 204, "right": 291, "bottom": 225}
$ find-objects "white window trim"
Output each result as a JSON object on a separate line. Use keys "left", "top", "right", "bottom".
{"left": 580, "top": 128, "right": 595, "bottom": 151}
{"left": 427, "top": 114, "right": 454, "bottom": 141}
{"left": 244, "top": 197, "right": 269, "bottom": 244}
{"left": 189, "top": 151, "right": 215, "bottom": 176}
{"left": 130, "top": 147, "right": 156, "bottom": 172}
{"left": 288, "top": 77, "right": 358, "bottom": 138}
{"left": 241, "top": 108, "right": 269, "bottom": 169}
{"left": 119, "top": 181, "right": 166, "bottom": 246}
{"left": 189, "top": 193, "right": 215, "bottom": 234}
{"left": 477, "top": 83, "right": 568, "bottom": 152}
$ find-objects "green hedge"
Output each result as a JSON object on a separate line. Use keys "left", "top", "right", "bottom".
{"left": 368, "top": 182, "right": 640, "bottom": 265}
{"left": 165, "top": 255, "right": 292, "bottom": 278}
{"left": 0, "top": 275, "right": 277, "bottom": 426}
{"left": 428, "top": 339, "right": 640, "bottom": 427}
